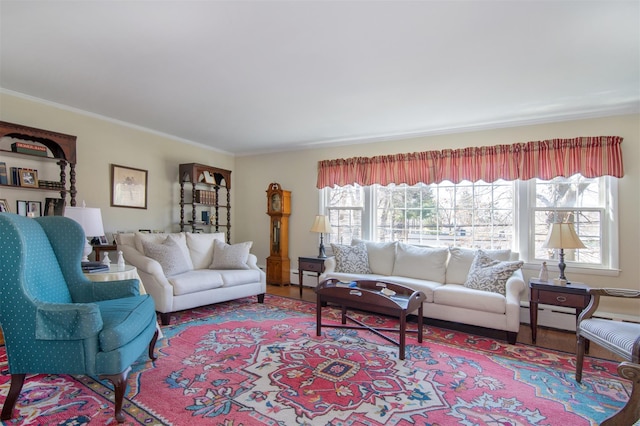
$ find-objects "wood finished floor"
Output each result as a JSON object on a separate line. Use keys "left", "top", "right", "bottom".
{"left": 267, "top": 283, "right": 624, "bottom": 363}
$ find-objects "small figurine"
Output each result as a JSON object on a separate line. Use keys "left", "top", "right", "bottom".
{"left": 117, "top": 251, "right": 126, "bottom": 271}
{"left": 538, "top": 261, "right": 549, "bottom": 282}
{"left": 102, "top": 252, "right": 111, "bottom": 266}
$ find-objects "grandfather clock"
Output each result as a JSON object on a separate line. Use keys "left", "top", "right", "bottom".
{"left": 266, "top": 183, "right": 291, "bottom": 286}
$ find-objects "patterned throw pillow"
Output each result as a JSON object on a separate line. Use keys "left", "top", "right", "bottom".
{"left": 464, "top": 250, "right": 523, "bottom": 295}
{"left": 332, "top": 242, "right": 372, "bottom": 274}
{"left": 142, "top": 235, "right": 193, "bottom": 277}
{"left": 209, "top": 239, "right": 252, "bottom": 270}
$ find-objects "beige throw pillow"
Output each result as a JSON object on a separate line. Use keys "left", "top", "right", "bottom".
{"left": 332, "top": 243, "right": 372, "bottom": 274}
{"left": 142, "top": 235, "right": 193, "bottom": 277}
{"left": 392, "top": 243, "right": 448, "bottom": 282}
{"left": 210, "top": 240, "right": 252, "bottom": 270}
{"left": 464, "top": 250, "right": 523, "bottom": 295}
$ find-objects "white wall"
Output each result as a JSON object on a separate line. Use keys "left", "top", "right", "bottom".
{"left": 1, "top": 91, "right": 638, "bottom": 318}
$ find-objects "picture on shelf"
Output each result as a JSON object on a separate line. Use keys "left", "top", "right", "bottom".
{"left": 98, "top": 235, "right": 110, "bottom": 245}
{"left": 27, "top": 201, "right": 42, "bottom": 217}
{"left": 19, "top": 168, "right": 38, "bottom": 188}
{"left": 44, "top": 198, "right": 66, "bottom": 216}
{"left": 0, "top": 198, "right": 10, "bottom": 213}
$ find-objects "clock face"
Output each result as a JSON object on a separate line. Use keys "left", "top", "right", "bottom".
{"left": 271, "top": 193, "right": 282, "bottom": 212}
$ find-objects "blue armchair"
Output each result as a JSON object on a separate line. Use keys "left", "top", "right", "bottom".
{"left": 0, "top": 213, "right": 159, "bottom": 423}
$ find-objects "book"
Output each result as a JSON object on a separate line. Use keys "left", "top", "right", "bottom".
{"left": 11, "top": 142, "right": 48, "bottom": 157}
{"left": 10, "top": 167, "right": 19, "bottom": 185}
{"left": 0, "top": 162, "right": 7, "bottom": 185}
{"left": 81, "top": 261, "right": 110, "bottom": 273}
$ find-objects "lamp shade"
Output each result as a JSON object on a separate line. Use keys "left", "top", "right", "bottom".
{"left": 64, "top": 206, "right": 105, "bottom": 237}
{"left": 310, "top": 215, "right": 332, "bottom": 234}
{"left": 542, "top": 222, "right": 586, "bottom": 249}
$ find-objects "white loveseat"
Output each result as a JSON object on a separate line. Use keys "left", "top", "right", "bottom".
{"left": 116, "top": 232, "right": 266, "bottom": 325}
{"left": 320, "top": 240, "right": 525, "bottom": 343}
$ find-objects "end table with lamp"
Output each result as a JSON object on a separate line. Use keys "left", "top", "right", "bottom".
{"left": 298, "top": 256, "right": 332, "bottom": 298}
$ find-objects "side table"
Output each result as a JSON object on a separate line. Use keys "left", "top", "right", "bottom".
{"left": 529, "top": 278, "right": 590, "bottom": 345}
{"left": 298, "top": 256, "right": 330, "bottom": 298}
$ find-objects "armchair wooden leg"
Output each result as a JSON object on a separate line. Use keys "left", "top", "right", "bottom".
{"left": 601, "top": 362, "right": 640, "bottom": 426}
{"left": 1, "top": 373, "right": 25, "bottom": 420}
{"left": 149, "top": 329, "right": 159, "bottom": 360}
{"left": 257, "top": 293, "right": 265, "bottom": 303}
{"left": 575, "top": 334, "right": 586, "bottom": 383}
{"left": 100, "top": 366, "right": 131, "bottom": 424}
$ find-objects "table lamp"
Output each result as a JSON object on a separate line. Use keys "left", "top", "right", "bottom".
{"left": 64, "top": 202, "right": 105, "bottom": 262}
{"left": 541, "top": 221, "right": 586, "bottom": 284}
{"left": 310, "top": 215, "right": 332, "bottom": 258}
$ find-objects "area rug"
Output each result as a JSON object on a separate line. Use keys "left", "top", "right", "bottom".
{"left": 0, "top": 294, "right": 631, "bottom": 425}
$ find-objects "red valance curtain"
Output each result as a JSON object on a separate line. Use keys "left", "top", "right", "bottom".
{"left": 316, "top": 136, "right": 624, "bottom": 188}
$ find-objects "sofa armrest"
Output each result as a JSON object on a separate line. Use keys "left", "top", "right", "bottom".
{"left": 505, "top": 268, "right": 526, "bottom": 332}
{"left": 246, "top": 253, "right": 267, "bottom": 286}
{"left": 118, "top": 244, "right": 174, "bottom": 313}
{"left": 319, "top": 257, "right": 337, "bottom": 281}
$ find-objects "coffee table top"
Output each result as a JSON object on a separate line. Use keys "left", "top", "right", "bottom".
{"left": 316, "top": 278, "right": 426, "bottom": 312}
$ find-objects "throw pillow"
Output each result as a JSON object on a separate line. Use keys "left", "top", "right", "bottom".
{"left": 391, "top": 243, "right": 448, "bottom": 282}
{"left": 464, "top": 250, "right": 523, "bottom": 295}
{"left": 142, "top": 235, "right": 193, "bottom": 277}
{"left": 186, "top": 232, "right": 226, "bottom": 269}
{"left": 352, "top": 239, "right": 397, "bottom": 276}
{"left": 331, "top": 242, "right": 372, "bottom": 274}
{"left": 446, "top": 247, "right": 512, "bottom": 285}
{"left": 209, "top": 239, "right": 252, "bottom": 270}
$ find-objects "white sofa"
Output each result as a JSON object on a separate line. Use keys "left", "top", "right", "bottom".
{"left": 320, "top": 240, "right": 525, "bottom": 343}
{"left": 116, "top": 232, "right": 266, "bottom": 325}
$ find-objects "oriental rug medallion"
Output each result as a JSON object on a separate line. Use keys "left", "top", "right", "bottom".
{"left": 0, "top": 295, "right": 631, "bottom": 425}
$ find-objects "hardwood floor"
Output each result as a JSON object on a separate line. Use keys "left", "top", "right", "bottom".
{"left": 267, "top": 283, "right": 624, "bottom": 363}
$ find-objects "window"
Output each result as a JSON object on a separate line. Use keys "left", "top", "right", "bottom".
{"left": 322, "top": 174, "right": 618, "bottom": 273}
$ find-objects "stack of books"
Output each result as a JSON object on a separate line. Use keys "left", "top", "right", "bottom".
{"left": 81, "top": 261, "right": 109, "bottom": 273}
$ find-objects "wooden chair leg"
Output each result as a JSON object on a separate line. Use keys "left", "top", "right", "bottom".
{"left": 575, "top": 334, "right": 586, "bottom": 382}
{"left": 160, "top": 312, "right": 171, "bottom": 325}
{"left": 601, "top": 362, "right": 640, "bottom": 426}
{"left": 1, "top": 373, "right": 25, "bottom": 420}
{"left": 148, "top": 329, "right": 159, "bottom": 360}
{"left": 100, "top": 366, "right": 131, "bottom": 424}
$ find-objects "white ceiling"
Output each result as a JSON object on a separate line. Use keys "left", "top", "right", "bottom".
{"left": 1, "top": 1, "right": 638, "bottom": 155}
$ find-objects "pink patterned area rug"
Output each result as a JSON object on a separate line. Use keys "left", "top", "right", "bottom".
{"left": 0, "top": 294, "right": 631, "bottom": 425}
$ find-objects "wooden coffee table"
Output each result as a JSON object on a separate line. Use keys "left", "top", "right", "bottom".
{"left": 315, "top": 278, "right": 426, "bottom": 360}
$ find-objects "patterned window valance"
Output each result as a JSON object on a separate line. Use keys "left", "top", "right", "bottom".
{"left": 316, "top": 136, "right": 624, "bottom": 188}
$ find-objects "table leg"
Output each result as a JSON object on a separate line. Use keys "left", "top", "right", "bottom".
{"left": 417, "top": 304, "right": 424, "bottom": 343}
{"left": 298, "top": 267, "right": 303, "bottom": 298}
{"left": 530, "top": 289, "right": 539, "bottom": 344}
{"left": 341, "top": 306, "right": 347, "bottom": 324}
{"left": 316, "top": 296, "right": 322, "bottom": 336}
{"left": 399, "top": 314, "right": 406, "bottom": 360}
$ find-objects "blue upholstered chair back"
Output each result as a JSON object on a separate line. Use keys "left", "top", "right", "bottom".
{"left": 0, "top": 213, "right": 89, "bottom": 370}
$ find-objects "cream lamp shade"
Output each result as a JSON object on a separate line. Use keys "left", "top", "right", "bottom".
{"left": 542, "top": 222, "right": 586, "bottom": 281}
{"left": 310, "top": 215, "right": 332, "bottom": 258}
{"left": 64, "top": 203, "right": 105, "bottom": 262}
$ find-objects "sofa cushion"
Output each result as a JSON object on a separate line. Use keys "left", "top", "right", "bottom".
{"left": 332, "top": 243, "right": 372, "bottom": 274}
{"left": 210, "top": 240, "right": 252, "bottom": 270}
{"left": 464, "top": 250, "right": 523, "bottom": 296}
{"left": 384, "top": 276, "right": 443, "bottom": 303}
{"left": 142, "top": 235, "right": 193, "bottom": 277}
{"left": 446, "top": 247, "right": 512, "bottom": 285}
{"left": 220, "top": 269, "right": 264, "bottom": 287}
{"left": 186, "top": 232, "right": 226, "bottom": 269}
{"left": 169, "top": 270, "right": 224, "bottom": 296}
{"left": 434, "top": 284, "right": 506, "bottom": 314}
{"left": 392, "top": 243, "right": 448, "bottom": 282}
{"left": 135, "top": 232, "right": 194, "bottom": 269}
{"left": 352, "top": 239, "right": 396, "bottom": 275}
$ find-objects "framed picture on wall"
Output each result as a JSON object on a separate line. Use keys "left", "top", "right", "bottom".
{"left": 110, "top": 164, "right": 148, "bottom": 209}
{"left": 44, "top": 198, "right": 66, "bottom": 216}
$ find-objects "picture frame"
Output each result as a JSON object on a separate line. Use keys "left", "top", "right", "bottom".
{"left": 16, "top": 200, "right": 27, "bottom": 216}
{"left": 44, "top": 197, "right": 66, "bottom": 216}
{"left": 98, "top": 235, "right": 110, "bottom": 245}
{"left": 111, "top": 164, "right": 148, "bottom": 209}
{"left": 27, "top": 201, "right": 42, "bottom": 217}
{"left": 19, "top": 168, "right": 39, "bottom": 188}
{"left": 0, "top": 198, "right": 10, "bottom": 213}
